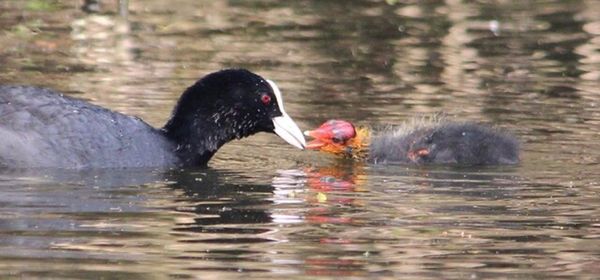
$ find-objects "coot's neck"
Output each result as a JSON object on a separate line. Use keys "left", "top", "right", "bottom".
{"left": 344, "top": 127, "right": 371, "bottom": 160}
{"left": 160, "top": 85, "right": 240, "bottom": 167}
{"left": 162, "top": 120, "right": 235, "bottom": 167}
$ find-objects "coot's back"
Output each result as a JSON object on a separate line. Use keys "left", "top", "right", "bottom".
{"left": 0, "top": 86, "right": 178, "bottom": 168}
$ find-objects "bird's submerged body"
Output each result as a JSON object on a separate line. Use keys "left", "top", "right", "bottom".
{"left": 305, "top": 117, "right": 520, "bottom": 166}
{"left": 0, "top": 86, "right": 179, "bottom": 168}
{"left": 0, "top": 69, "right": 306, "bottom": 169}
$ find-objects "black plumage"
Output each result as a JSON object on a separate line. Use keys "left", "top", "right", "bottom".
{"left": 369, "top": 122, "right": 519, "bottom": 165}
{"left": 0, "top": 69, "right": 305, "bottom": 169}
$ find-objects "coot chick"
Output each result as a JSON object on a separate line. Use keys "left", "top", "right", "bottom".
{"left": 0, "top": 69, "right": 306, "bottom": 169}
{"left": 304, "top": 117, "right": 519, "bottom": 165}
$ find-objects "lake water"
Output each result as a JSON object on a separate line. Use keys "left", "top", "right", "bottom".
{"left": 1, "top": 0, "right": 600, "bottom": 278}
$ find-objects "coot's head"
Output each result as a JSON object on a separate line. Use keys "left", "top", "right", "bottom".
{"left": 164, "top": 69, "right": 305, "bottom": 156}
{"left": 407, "top": 125, "right": 471, "bottom": 164}
{"left": 406, "top": 124, "right": 520, "bottom": 165}
{"left": 407, "top": 134, "right": 435, "bottom": 164}
{"left": 304, "top": 120, "right": 368, "bottom": 158}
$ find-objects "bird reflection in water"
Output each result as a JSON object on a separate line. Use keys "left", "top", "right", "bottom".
{"left": 282, "top": 164, "right": 371, "bottom": 278}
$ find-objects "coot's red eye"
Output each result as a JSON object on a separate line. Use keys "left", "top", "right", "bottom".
{"left": 261, "top": 94, "right": 271, "bottom": 105}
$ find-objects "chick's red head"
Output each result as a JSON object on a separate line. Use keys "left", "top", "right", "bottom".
{"left": 304, "top": 120, "right": 358, "bottom": 156}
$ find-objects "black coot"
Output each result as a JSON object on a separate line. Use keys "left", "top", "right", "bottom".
{"left": 304, "top": 118, "right": 519, "bottom": 165}
{"left": 0, "top": 69, "right": 306, "bottom": 169}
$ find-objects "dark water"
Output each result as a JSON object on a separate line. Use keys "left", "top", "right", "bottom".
{"left": 1, "top": 0, "right": 600, "bottom": 278}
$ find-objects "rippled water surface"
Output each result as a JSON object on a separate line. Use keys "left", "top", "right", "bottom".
{"left": 1, "top": 0, "right": 600, "bottom": 278}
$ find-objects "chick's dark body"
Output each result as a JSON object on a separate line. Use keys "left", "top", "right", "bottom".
{"left": 370, "top": 123, "right": 519, "bottom": 165}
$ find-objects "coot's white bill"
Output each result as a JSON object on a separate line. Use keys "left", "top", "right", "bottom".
{"left": 267, "top": 80, "right": 306, "bottom": 150}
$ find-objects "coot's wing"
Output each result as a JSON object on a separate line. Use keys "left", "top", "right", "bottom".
{"left": 0, "top": 86, "right": 176, "bottom": 168}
